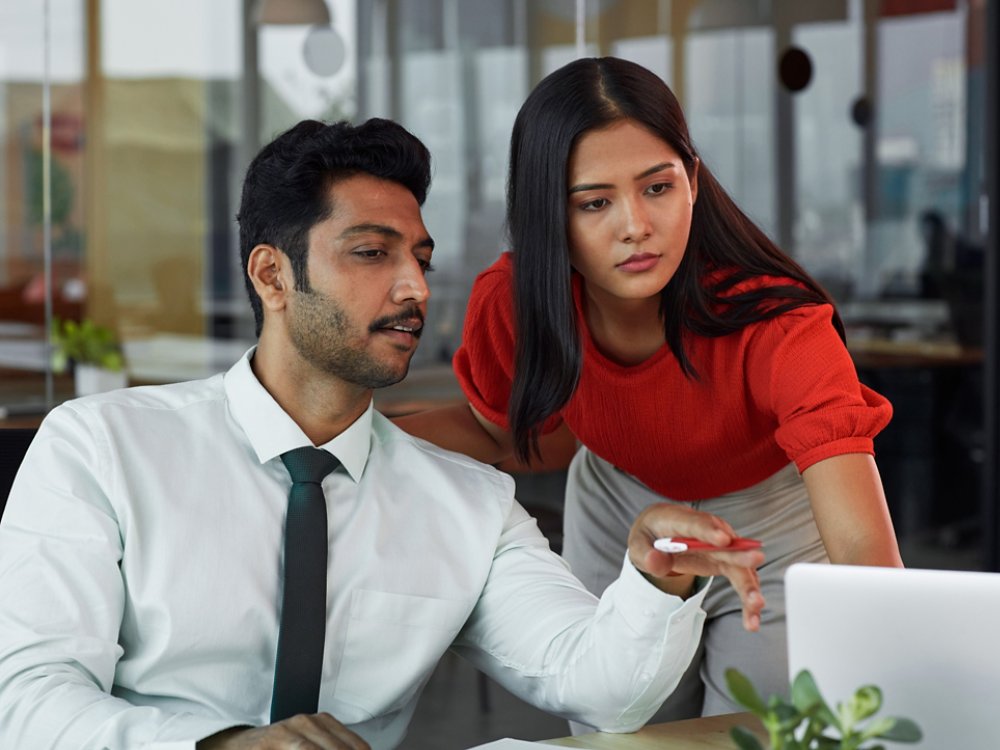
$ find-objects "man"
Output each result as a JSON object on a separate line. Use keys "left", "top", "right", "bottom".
{"left": 0, "top": 119, "right": 764, "bottom": 750}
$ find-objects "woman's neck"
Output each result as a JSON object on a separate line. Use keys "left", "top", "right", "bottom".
{"left": 581, "top": 284, "right": 666, "bottom": 366}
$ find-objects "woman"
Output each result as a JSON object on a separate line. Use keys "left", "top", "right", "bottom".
{"left": 395, "top": 57, "right": 902, "bottom": 724}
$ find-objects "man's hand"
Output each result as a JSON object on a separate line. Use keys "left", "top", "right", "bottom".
{"left": 627, "top": 503, "right": 766, "bottom": 632}
{"left": 197, "top": 714, "right": 370, "bottom": 750}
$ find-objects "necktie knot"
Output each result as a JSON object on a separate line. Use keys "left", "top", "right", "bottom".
{"left": 281, "top": 446, "right": 340, "bottom": 485}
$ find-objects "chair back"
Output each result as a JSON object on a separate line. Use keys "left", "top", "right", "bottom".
{"left": 0, "top": 428, "right": 37, "bottom": 518}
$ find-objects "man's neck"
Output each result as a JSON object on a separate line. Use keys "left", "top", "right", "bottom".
{"left": 251, "top": 335, "right": 372, "bottom": 446}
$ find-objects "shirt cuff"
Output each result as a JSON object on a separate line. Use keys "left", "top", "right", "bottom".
{"left": 589, "top": 556, "right": 712, "bottom": 731}
{"left": 612, "top": 554, "right": 712, "bottom": 633}
{"left": 144, "top": 717, "right": 248, "bottom": 750}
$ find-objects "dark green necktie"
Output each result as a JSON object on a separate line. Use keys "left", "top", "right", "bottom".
{"left": 270, "top": 446, "right": 340, "bottom": 723}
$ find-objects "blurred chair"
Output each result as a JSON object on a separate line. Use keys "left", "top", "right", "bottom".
{"left": 0, "top": 428, "right": 37, "bottom": 518}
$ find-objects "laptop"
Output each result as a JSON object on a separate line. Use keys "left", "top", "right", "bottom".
{"left": 785, "top": 563, "right": 1000, "bottom": 750}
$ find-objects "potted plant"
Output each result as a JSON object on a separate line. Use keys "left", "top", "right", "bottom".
{"left": 50, "top": 317, "right": 127, "bottom": 396}
{"left": 726, "top": 668, "right": 922, "bottom": 750}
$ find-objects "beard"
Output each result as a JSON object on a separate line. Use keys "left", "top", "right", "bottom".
{"left": 286, "top": 288, "right": 416, "bottom": 389}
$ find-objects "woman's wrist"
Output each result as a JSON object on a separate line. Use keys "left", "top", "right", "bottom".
{"left": 643, "top": 570, "right": 697, "bottom": 598}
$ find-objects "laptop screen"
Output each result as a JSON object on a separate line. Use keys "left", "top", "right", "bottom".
{"left": 785, "top": 563, "right": 1000, "bottom": 750}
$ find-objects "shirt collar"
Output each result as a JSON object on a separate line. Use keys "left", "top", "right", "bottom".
{"left": 223, "top": 347, "right": 371, "bottom": 482}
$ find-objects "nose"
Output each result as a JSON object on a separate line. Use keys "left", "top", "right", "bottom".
{"left": 620, "top": 196, "right": 652, "bottom": 244}
{"left": 391, "top": 257, "right": 430, "bottom": 305}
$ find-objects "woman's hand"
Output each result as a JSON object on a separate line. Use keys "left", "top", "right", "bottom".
{"left": 627, "top": 503, "right": 766, "bottom": 632}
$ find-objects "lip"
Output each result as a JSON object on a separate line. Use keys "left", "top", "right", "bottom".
{"left": 616, "top": 253, "right": 660, "bottom": 273}
{"left": 376, "top": 318, "right": 423, "bottom": 346}
{"left": 378, "top": 328, "right": 418, "bottom": 344}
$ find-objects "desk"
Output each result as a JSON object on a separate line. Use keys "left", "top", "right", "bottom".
{"left": 544, "top": 712, "right": 765, "bottom": 749}
{"left": 847, "top": 336, "right": 982, "bottom": 369}
{"left": 847, "top": 336, "right": 984, "bottom": 543}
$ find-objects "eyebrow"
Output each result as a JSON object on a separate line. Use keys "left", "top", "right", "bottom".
{"left": 568, "top": 161, "right": 679, "bottom": 194}
{"left": 339, "top": 222, "right": 435, "bottom": 251}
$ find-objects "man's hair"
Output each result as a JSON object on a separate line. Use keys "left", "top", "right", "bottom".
{"left": 236, "top": 118, "right": 431, "bottom": 336}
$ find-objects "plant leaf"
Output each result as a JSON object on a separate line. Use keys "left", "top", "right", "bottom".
{"left": 848, "top": 685, "right": 882, "bottom": 722}
{"left": 48, "top": 317, "right": 123, "bottom": 369}
{"left": 100, "top": 350, "right": 125, "bottom": 372}
{"left": 877, "top": 717, "right": 922, "bottom": 742}
{"left": 772, "top": 701, "right": 801, "bottom": 729}
{"left": 790, "top": 669, "right": 824, "bottom": 712}
{"left": 858, "top": 716, "right": 896, "bottom": 742}
{"left": 793, "top": 671, "right": 840, "bottom": 731}
{"left": 858, "top": 716, "right": 895, "bottom": 739}
{"left": 51, "top": 349, "right": 68, "bottom": 374}
{"left": 725, "top": 668, "right": 768, "bottom": 716}
{"left": 729, "top": 726, "right": 765, "bottom": 750}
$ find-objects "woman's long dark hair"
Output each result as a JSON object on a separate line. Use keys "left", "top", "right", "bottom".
{"left": 506, "top": 56, "right": 843, "bottom": 462}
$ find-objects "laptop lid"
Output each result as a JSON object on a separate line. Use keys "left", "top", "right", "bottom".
{"left": 785, "top": 563, "right": 1000, "bottom": 750}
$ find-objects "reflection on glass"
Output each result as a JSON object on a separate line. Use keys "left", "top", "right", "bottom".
{"left": 0, "top": 0, "right": 86, "bottom": 414}
{"left": 793, "top": 19, "right": 863, "bottom": 301}
{"left": 685, "top": 27, "right": 776, "bottom": 238}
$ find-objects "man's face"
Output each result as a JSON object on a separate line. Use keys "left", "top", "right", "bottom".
{"left": 285, "top": 173, "right": 434, "bottom": 389}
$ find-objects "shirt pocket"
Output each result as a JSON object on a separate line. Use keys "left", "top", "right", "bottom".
{"left": 332, "top": 589, "right": 472, "bottom": 717}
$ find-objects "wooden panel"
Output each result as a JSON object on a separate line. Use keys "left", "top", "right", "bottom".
{"left": 543, "top": 712, "right": 766, "bottom": 749}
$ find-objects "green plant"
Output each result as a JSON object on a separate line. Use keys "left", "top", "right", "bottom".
{"left": 726, "top": 668, "right": 922, "bottom": 750}
{"left": 50, "top": 317, "right": 125, "bottom": 373}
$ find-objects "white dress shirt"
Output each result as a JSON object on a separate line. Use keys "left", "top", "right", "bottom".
{"left": 0, "top": 349, "right": 708, "bottom": 750}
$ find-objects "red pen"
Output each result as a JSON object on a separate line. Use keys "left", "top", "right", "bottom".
{"left": 654, "top": 536, "right": 762, "bottom": 553}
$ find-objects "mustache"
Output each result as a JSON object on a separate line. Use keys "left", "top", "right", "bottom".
{"left": 369, "top": 307, "right": 425, "bottom": 336}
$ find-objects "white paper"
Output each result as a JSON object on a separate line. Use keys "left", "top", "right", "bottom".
{"left": 464, "top": 740, "right": 564, "bottom": 749}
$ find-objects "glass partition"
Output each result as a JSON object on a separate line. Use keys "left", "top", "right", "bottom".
{"left": 0, "top": 0, "right": 86, "bottom": 416}
{"left": 0, "top": 0, "right": 992, "bottom": 566}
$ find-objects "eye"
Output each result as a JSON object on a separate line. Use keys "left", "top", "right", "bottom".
{"left": 418, "top": 258, "right": 435, "bottom": 274}
{"left": 354, "top": 248, "right": 386, "bottom": 260}
{"left": 646, "top": 182, "right": 673, "bottom": 196}
{"left": 579, "top": 197, "right": 609, "bottom": 212}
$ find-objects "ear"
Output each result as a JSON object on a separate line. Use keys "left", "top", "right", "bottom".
{"left": 247, "top": 244, "right": 292, "bottom": 314}
{"left": 690, "top": 156, "right": 700, "bottom": 206}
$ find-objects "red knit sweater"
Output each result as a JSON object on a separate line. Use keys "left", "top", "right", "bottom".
{"left": 453, "top": 253, "right": 892, "bottom": 501}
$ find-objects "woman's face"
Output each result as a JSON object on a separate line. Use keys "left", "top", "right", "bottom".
{"left": 566, "top": 119, "right": 697, "bottom": 307}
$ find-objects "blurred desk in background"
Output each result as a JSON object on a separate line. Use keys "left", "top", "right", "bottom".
{"left": 848, "top": 336, "right": 982, "bottom": 369}
{"left": 123, "top": 335, "right": 251, "bottom": 384}
{"left": 847, "top": 332, "right": 984, "bottom": 555}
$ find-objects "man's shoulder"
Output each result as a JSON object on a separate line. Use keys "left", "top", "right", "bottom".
{"left": 54, "top": 373, "right": 227, "bottom": 424}
{"left": 29, "top": 375, "right": 230, "bottom": 480}
{"left": 370, "top": 411, "right": 514, "bottom": 493}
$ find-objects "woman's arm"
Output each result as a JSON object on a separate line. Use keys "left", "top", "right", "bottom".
{"left": 801, "top": 453, "right": 904, "bottom": 567}
{"left": 392, "top": 402, "right": 516, "bottom": 466}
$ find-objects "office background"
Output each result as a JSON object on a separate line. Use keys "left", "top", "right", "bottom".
{"left": 0, "top": 0, "right": 997, "bottom": 571}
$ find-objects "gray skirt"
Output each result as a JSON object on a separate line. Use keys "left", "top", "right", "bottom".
{"left": 563, "top": 447, "right": 829, "bottom": 726}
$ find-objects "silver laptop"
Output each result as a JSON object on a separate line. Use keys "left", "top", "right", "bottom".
{"left": 786, "top": 563, "right": 1000, "bottom": 750}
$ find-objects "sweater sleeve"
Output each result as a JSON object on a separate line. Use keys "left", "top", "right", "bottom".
{"left": 452, "top": 254, "right": 563, "bottom": 434}
{"left": 747, "top": 303, "right": 892, "bottom": 472}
